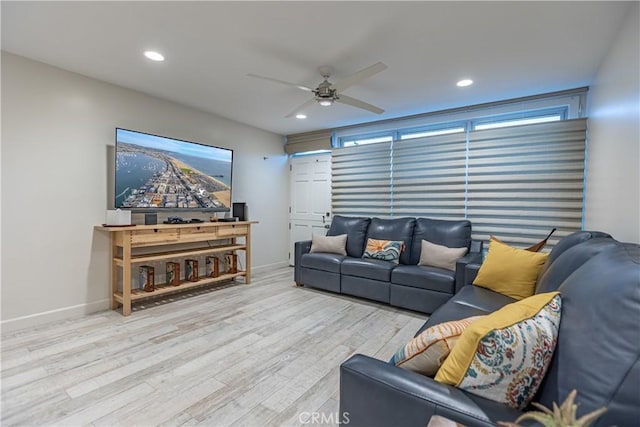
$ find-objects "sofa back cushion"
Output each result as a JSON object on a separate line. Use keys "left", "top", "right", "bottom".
{"left": 410, "top": 218, "right": 471, "bottom": 265}
{"left": 535, "top": 237, "right": 618, "bottom": 294}
{"left": 534, "top": 242, "right": 640, "bottom": 426}
{"left": 367, "top": 217, "right": 416, "bottom": 265}
{"left": 327, "top": 215, "right": 371, "bottom": 258}
{"left": 536, "top": 231, "right": 611, "bottom": 283}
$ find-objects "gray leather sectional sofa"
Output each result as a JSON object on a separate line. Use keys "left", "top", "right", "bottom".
{"left": 294, "top": 215, "right": 483, "bottom": 314}
{"left": 340, "top": 231, "right": 640, "bottom": 426}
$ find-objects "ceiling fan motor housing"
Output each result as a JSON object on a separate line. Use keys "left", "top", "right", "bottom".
{"left": 315, "top": 80, "right": 338, "bottom": 101}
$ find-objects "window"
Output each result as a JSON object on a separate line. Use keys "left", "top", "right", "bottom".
{"left": 399, "top": 125, "right": 466, "bottom": 140}
{"left": 340, "top": 134, "right": 393, "bottom": 147}
{"left": 331, "top": 119, "right": 587, "bottom": 248}
{"left": 472, "top": 107, "right": 567, "bottom": 131}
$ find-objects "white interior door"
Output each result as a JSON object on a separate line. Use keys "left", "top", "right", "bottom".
{"left": 289, "top": 153, "right": 332, "bottom": 265}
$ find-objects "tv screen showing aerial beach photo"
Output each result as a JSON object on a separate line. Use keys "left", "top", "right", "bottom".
{"left": 115, "top": 128, "right": 232, "bottom": 211}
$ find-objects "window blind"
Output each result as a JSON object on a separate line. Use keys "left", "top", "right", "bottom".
{"left": 331, "top": 142, "right": 391, "bottom": 217}
{"left": 466, "top": 119, "right": 587, "bottom": 248}
{"left": 285, "top": 130, "right": 332, "bottom": 154}
{"left": 392, "top": 133, "right": 467, "bottom": 219}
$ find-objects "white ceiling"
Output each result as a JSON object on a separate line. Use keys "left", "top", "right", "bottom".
{"left": 1, "top": 1, "right": 631, "bottom": 136}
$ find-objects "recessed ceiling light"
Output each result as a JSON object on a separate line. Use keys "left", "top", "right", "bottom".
{"left": 295, "top": 114, "right": 307, "bottom": 119}
{"left": 144, "top": 51, "right": 165, "bottom": 61}
{"left": 457, "top": 79, "right": 473, "bottom": 87}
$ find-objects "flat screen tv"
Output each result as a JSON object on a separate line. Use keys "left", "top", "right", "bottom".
{"left": 115, "top": 128, "right": 233, "bottom": 212}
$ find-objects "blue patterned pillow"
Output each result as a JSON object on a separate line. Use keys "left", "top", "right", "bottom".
{"left": 363, "top": 239, "right": 404, "bottom": 264}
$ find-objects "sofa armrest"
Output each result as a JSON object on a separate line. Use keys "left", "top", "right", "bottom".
{"left": 340, "top": 354, "right": 519, "bottom": 427}
{"left": 294, "top": 240, "right": 312, "bottom": 284}
{"left": 464, "top": 263, "right": 482, "bottom": 287}
{"left": 454, "top": 240, "right": 483, "bottom": 293}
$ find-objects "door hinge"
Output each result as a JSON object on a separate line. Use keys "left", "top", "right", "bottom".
{"left": 289, "top": 206, "right": 291, "bottom": 214}
{"left": 289, "top": 223, "right": 291, "bottom": 230}
{"left": 290, "top": 164, "right": 292, "bottom": 171}
{"left": 288, "top": 252, "right": 291, "bottom": 259}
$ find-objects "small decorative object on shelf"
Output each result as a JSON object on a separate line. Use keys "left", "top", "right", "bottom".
{"left": 206, "top": 256, "right": 220, "bottom": 278}
{"left": 185, "top": 259, "right": 199, "bottom": 282}
{"left": 166, "top": 262, "right": 180, "bottom": 286}
{"left": 139, "top": 265, "right": 155, "bottom": 292}
{"left": 225, "top": 254, "right": 238, "bottom": 274}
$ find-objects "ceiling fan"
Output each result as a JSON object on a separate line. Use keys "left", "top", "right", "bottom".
{"left": 248, "top": 62, "right": 387, "bottom": 117}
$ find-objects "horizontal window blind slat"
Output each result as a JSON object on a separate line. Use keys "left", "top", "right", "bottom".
{"left": 467, "top": 182, "right": 583, "bottom": 190}
{"left": 468, "top": 153, "right": 585, "bottom": 165}
{"left": 467, "top": 172, "right": 584, "bottom": 182}
{"left": 466, "top": 208, "right": 583, "bottom": 219}
{"left": 471, "top": 217, "right": 579, "bottom": 228}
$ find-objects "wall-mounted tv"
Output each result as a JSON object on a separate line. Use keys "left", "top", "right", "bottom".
{"left": 115, "top": 128, "right": 233, "bottom": 211}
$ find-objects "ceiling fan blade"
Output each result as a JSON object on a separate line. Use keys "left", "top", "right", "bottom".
{"left": 336, "top": 94, "right": 384, "bottom": 114}
{"left": 246, "top": 73, "right": 313, "bottom": 92}
{"left": 332, "top": 62, "right": 388, "bottom": 92}
{"left": 285, "top": 98, "right": 317, "bottom": 118}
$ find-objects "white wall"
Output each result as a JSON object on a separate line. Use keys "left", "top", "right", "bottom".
{"left": 585, "top": 3, "right": 640, "bottom": 243}
{"left": 1, "top": 52, "right": 289, "bottom": 330}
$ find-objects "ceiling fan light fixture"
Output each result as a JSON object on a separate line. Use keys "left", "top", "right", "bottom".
{"left": 318, "top": 99, "right": 333, "bottom": 107}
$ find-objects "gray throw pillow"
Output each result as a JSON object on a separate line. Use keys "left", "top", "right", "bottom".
{"left": 418, "top": 240, "right": 467, "bottom": 271}
{"left": 310, "top": 234, "right": 347, "bottom": 256}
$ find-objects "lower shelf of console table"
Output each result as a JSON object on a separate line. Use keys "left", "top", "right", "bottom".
{"left": 96, "top": 221, "right": 257, "bottom": 316}
{"left": 113, "top": 271, "right": 247, "bottom": 303}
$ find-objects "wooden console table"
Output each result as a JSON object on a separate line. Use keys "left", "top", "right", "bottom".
{"left": 96, "top": 221, "right": 256, "bottom": 316}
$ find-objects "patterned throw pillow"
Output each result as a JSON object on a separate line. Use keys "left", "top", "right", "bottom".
{"left": 363, "top": 239, "right": 404, "bottom": 264}
{"left": 435, "top": 292, "right": 562, "bottom": 410}
{"left": 390, "top": 316, "right": 484, "bottom": 376}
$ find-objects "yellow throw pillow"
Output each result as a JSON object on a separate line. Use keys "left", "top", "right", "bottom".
{"left": 389, "top": 316, "right": 484, "bottom": 376}
{"left": 473, "top": 238, "right": 548, "bottom": 299}
{"left": 434, "top": 292, "right": 561, "bottom": 409}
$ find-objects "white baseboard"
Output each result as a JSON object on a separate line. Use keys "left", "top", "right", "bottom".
{"left": 1, "top": 299, "right": 111, "bottom": 334}
{"left": 251, "top": 261, "right": 290, "bottom": 276}
{"left": 1, "top": 262, "right": 289, "bottom": 334}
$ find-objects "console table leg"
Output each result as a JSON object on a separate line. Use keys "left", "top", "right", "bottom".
{"left": 110, "top": 235, "right": 119, "bottom": 310}
{"left": 245, "top": 226, "right": 252, "bottom": 284}
{"left": 122, "top": 233, "right": 132, "bottom": 316}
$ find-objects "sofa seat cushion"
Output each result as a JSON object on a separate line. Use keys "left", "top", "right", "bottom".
{"left": 341, "top": 257, "right": 396, "bottom": 281}
{"left": 417, "top": 286, "right": 517, "bottom": 335}
{"left": 300, "top": 253, "right": 345, "bottom": 273}
{"left": 391, "top": 265, "right": 455, "bottom": 293}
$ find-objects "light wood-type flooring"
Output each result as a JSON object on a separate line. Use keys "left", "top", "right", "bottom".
{"left": 1, "top": 267, "right": 426, "bottom": 426}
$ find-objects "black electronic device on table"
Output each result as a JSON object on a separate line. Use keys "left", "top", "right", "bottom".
{"left": 219, "top": 217, "right": 238, "bottom": 222}
{"left": 164, "top": 216, "right": 188, "bottom": 224}
{"left": 189, "top": 218, "right": 204, "bottom": 223}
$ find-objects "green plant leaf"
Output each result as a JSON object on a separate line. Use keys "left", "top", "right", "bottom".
{"left": 514, "top": 411, "right": 556, "bottom": 427}
{"left": 531, "top": 401, "right": 554, "bottom": 416}
{"left": 576, "top": 407, "right": 607, "bottom": 427}
{"left": 561, "top": 390, "right": 578, "bottom": 421}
